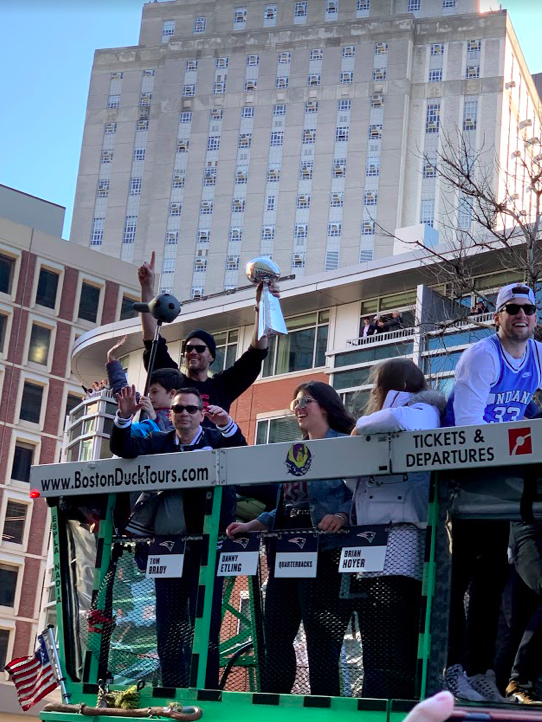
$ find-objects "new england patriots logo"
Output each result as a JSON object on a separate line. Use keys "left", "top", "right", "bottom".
{"left": 159, "top": 540, "right": 176, "bottom": 552}
{"left": 357, "top": 531, "right": 376, "bottom": 543}
{"left": 285, "top": 443, "right": 312, "bottom": 477}
{"left": 233, "top": 537, "right": 250, "bottom": 549}
{"left": 289, "top": 537, "right": 306, "bottom": 549}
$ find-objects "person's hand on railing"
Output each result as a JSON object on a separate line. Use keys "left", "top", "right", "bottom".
{"left": 116, "top": 385, "right": 143, "bottom": 419}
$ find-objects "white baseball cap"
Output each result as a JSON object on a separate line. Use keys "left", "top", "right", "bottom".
{"left": 496, "top": 283, "right": 535, "bottom": 311}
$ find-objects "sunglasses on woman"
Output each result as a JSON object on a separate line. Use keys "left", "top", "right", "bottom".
{"left": 170, "top": 404, "right": 202, "bottom": 415}
{"left": 290, "top": 397, "right": 316, "bottom": 411}
{"left": 501, "top": 303, "right": 537, "bottom": 316}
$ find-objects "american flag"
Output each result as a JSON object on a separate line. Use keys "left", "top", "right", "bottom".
{"left": 5, "top": 634, "right": 58, "bottom": 711}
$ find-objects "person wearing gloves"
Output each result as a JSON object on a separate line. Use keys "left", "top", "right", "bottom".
{"left": 226, "top": 381, "right": 355, "bottom": 696}
{"left": 347, "top": 358, "right": 445, "bottom": 700}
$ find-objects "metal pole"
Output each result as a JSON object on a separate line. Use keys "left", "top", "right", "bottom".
{"left": 45, "top": 625, "right": 70, "bottom": 704}
{"left": 143, "top": 319, "right": 163, "bottom": 397}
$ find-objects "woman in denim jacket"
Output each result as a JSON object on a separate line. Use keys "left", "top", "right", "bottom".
{"left": 227, "top": 381, "right": 354, "bottom": 696}
{"left": 347, "top": 358, "right": 445, "bottom": 700}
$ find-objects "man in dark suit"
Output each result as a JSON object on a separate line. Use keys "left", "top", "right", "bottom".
{"left": 111, "top": 385, "right": 246, "bottom": 689}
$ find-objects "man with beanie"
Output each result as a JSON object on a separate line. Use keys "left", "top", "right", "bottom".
{"left": 443, "top": 283, "right": 542, "bottom": 704}
{"left": 137, "top": 253, "right": 278, "bottom": 425}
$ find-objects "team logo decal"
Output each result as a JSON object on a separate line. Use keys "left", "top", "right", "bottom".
{"left": 357, "top": 531, "right": 376, "bottom": 543}
{"left": 285, "top": 443, "right": 312, "bottom": 477}
{"left": 159, "top": 540, "right": 176, "bottom": 552}
{"left": 289, "top": 537, "right": 306, "bottom": 549}
{"left": 233, "top": 537, "right": 250, "bottom": 549}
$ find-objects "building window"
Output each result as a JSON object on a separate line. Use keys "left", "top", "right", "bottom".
{"left": 428, "top": 68, "right": 442, "bottom": 82}
{"left": 307, "top": 73, "right": 321, "bottom": 86}
{"left": 297, "top": 195, "right": 310, "bottom": 209}
{"left": 458, "top": 195, "right": 473, "bottom": 229}
{"left": 65, "top": 393, "right": 82, "bottom": 419}
{"left": 186, "top": 59, "right": 198, "bottom": 71}
{"left": 336, "top": 126, "right": 349, "bottom": 142}
{"left": 11, "top": 442, "right": 34, "bottom": 483}
{"left": 371, "top": 93, "right": 384, "bottom": 108}
{"left": 305, "top": 100, "right": 318, "bottom": 113}
{"left": 328, "top": 223, "right": 341, "bottom": 236}
{"left": 442, "top": 0, "right": 455, "bottom": 7}
{"left": 338, "top": 99, "right": 351, "bottom": 111}
{"left": 275, "top": 76, "right": 289, "bottom": 89}
{"left": 20, "top": 382, "right": 43, "bottom": 424}
{"left": 230, "top": 228, "right": 242, "bottom": 242}
{"left": 104, "top": 123, "right": 116, "bottom": 134}
{"left": 426, "top": 102, "right": 440, "bottom": 133}
{"left": 35, "top": 268, "right": 59, "bottom": 309}
{"left": 261, "top": 226, "right": 275, "bottom": 241}
{"left": 463, "top": 100, "right": 478, "bottom": 130}
{"left": 366, "top": 158, "right": 380, "bottom": 176}
{"left": 226, "top": 255, "right": 240, "bottom": 271}
{"left": 139, "top": 93, "right": 152, "bottom": 107}
{"left": 294, "top": 2, "right": 307, "bottom": 20}
{"left": 239, "top": 134, "right": 252, "bottom": 148}
{"left": 423, "top": 157, "right": 437, "bottom": 178}
{"left": 362, "top": 220, "right": 376, "bottom": 235}
{"left": 267, "top": 167, "right": 280, "bottom": 182}
{"left": 273, "top": 104, "right": 286, "bottom": 116}
{"left": 264, "top": 4, "right": 277, "bottom": 25}
{"left": 0, "top": 564, "right": 17, "bottom": 607}
{"left": 369, "top": 124, "right": 382, "bottom": 139}
{"left": 266, "top": 196, "right": 276, "bottom": 211}
{"left": 375, "top": 42, "right": 388, "bottom": 55}
{"left": 340, "top": 71, "right": 353, "bottom": 84}
{"left": 420, "top": 198, "right": 435, "bottom": 227}
{"left": 162, "top": 20, "right": 175, "bottom": 39}
{"left": 292, "top": 252, "right": 305, "bottom": 268}
{"left": 431, "top": 43, "right": 444, "bottom": 55}
{"left": 0, "top": 313, "right": 7, "bottom": 353}
{"left": 180, "top": 111, "right": 192, "bottom": 123}
{"left": 90, "top": 218, "right": 104, "bottom": 246}
{"left": 170, "top": 203, "right": 182, "bottom": 216}
{"left": 256, "top": 416, "right": 302, "bottom": 444}
{"left": 123, "top": 216, "right": 137, "bottom": 244}
{"left": 357, "top": 0, "right": 369, "bottom": 10}
{"left": 333, "top": 159, "right": 346, "bottom": 177}
{"left": 177, "top": 139, "right": 189, "bottom": 152}
{"left": 129, "top": 178, "right": 142, "bottom": 196}
{"left": 262, "top": 310, "right": 329, "bottom": 377}
{"left": 166, "top": 231, "right": 179, "bottom": 245}
{"left": 204, "top": 168, "right": 217, "bottom": 186}
{"left": 466, "top": 65, "right": 480, "bottom": 79}
{"left": 372, "top": 67, "right": 386, "bottom": 81}
{"left": 234, "top": 6, "right": 247, "bottom": 28}
{"left": 299, "top": 161, "right": 313, "bottom": 180}
{"left": 232, "top": 199, "right": 245, "bottom": 213}
{"left": 235, "top": 167, "right": 247, "bottom": 184}
{"left": 101, "top": 151, "right": 113, "bottom": 164}
{"left": 310, "top": 49, "right": 323, "bottom": 61}
{"left": 325, "top": 0, "right": 338, "bottom": 20}
{"left": 2, "top": 501, "right": 28, "bottom": 545}
{"left": 302, "top": 129, "right": 316, "bottom": 144}
{"left": 330, "top": 193, "right": 343, "bottom": 208}
{"left": 364, "top": 191, "right": 378, "bottom": 206}
{"left": 270, "top": 132, "right": 284, "bottom": 146}
{"left": 107, "top": 95, "right": 120, "bottom": 109}
{"left": 28, "top": 324, "right": 51, "bottom": 365}
{"left": 246, "top": 54, "right": 259, "bottom": 67}
{"left": 207, "top": 136, "right": 220, "bottom": 151}
{"left": 78, "top": 282, "right": 100, "bottom": 323}
{"left": 201, "top": 201, "right": 214, "bottom": 215}
{"left": 194, "top": 16, "right": 206, "bottom": 33}
{"left": 242, "top": 106, "right": 255, "bottom": 118}
{"left": 133, "top": 148, "right": 145, "bottom": 162}
{"left": 295, "top": 224, "right": 308, "bottom": 240}
{"left": 343, "top": 45, "right": 355, "bottom": 57}
{"left": 97, "top": 179, "right": 109, "bottom": 197}
{"left": 183, "top": 84, "right": 196, "bottom": 97}
{"left": 408, "top": 0, "right": 421, "bottom": 9}
{"left": 278, "top": 51, "right": 291, "bottom": 64}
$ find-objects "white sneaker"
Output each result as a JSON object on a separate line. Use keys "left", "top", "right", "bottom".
{"left": 444, "top": 664, "right": 484, "bottom": 702}
{"left": 467, "top": 669, "right": 511, "bottom": 703}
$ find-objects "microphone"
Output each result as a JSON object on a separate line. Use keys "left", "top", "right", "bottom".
{"left": 133, "top": 293, "right": 181, "bottom": 323}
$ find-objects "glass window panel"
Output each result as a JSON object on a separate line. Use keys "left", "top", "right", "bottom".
{"left": 214, "top": 346, "right": 226, "bottom": 372}
{"left": 425, "top": 327, "right": 493, "bottom": 351}
{"left": 262, "top": 337, "right": 277, "bottom": 378}
{"left": 275, "top": 328, "right": 315, "bottom": 375}
{"left": 0, "top": 629, "right": 9, "bottom": 670}
{"left": 0, "top": 313, "right": 7, "bottom": 351}
{"left": 315, "top": 324, "right": 328, "bottom": 367}
{"left": 256, "top": 420, "right": 269, "bottom": 445}
{"left": 379, "top": 291, "right": 417, "bottom": 311}
{"left": 268, "top": 417, "right": 302, "bottom": 444}
{"left": 35, "top": 269, "right": 59, "bottom": 308}
{"left": 342, "top": 390, "right": 369, "bottom": 418}
{"left": 335, "top": 342, "right": 414, "bottom": 368}
{"left": 120, "top": 296, "right": 138, "bottom": 321}
{"left": 80, "top": 439, "right": 94, "bottom": 461}
{"left": 0, "top": 255, "right": 15, "bottom": 294}
{"left": 2, "top": 501, "right": 27, "bottom": 544}
{"left": 11, "top": 443, "right": 34, "bottom": 482}
{"left": 0, "top": 565, "right": 17, "bottom": 606}
{"left": 100, "top": 437, "right": 113, "bottom": 460}
{"left": 333, "top": 366, "right": 373, "bottom": 390}
{"left": 435, "top": 376, "right": 455, "bottom": 398}
{"left": 286, "top": 313, "right": 317, "bottom": 331}
{"left": 226, "top": 344, "right": 237, "bottom": 369}
{"left": 28, "top": 325, "right": 51, "bottom": 365}
{"left": 67, "top": 445, "right": 80, "bottom": 462}
{"left": 83, "top": 417, "right": 97, "bottom": 435}
{"left": 213, "top": 332, "right": 228, "bottom": 346}
{"left": 318, "top": 310, "right": 330, "bottom": 324}
{"left": 360, "top": 299, "right": 378, "bottom": 314}
{"left": 474, "top": 271, "right": 522, "bottom": 291}
{"left": 20, "top": 382, "right": 43, "bottom": 423}
{"left": 78, "top": 283, "right": 100, "bottom": 323}
{"left": 103, "top": 418, "right": 114, "bottom": 436}
{"left": 228, "top": 330, "right": 239, "bottom": 342}
{"left": 424, "top": 351, "right": 463, "bottom": 375}
{"left": 65, "top": 393, "right": 83, "bottom": 420}
{"left": 69, "top": 421, "right": 83, "bottom": 442}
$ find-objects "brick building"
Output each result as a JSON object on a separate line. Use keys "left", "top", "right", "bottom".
{"left": 0, "top": 186, "right": 139, "bottom": 717}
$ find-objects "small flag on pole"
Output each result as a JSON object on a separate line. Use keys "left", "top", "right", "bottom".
{"left": 5, "top": 633, "right": 59, "bottom": 711}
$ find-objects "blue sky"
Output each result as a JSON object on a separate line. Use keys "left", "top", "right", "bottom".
{"left": 1, "top": 0, "right": 541, "bottom": 240}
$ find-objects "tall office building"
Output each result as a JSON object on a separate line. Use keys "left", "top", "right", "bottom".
{"left": 70, "top": 0, "right": 541, "bottom": 300}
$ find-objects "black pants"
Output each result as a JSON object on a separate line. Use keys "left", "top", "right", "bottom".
{"left": 447, "top": 520, "right": 511, "bottom": 676}
{"left": 261, "top": 547, "right": 351, "bottom": 696}
{"left": 155, "top": 541, "right": 222, "bottom": 688}
{"left": 353, "top": 575, "right": 421, "bottom": 699}
{"left": 508, "top": 523, "right": 542, "bottom": 687}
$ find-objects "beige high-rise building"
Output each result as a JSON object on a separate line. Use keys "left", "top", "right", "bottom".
{"left": 70, "top": 0, "right": 541, "bottom": 301}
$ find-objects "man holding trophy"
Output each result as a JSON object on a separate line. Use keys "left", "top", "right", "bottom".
{"left": 137, "top": 253, "right": 286, "bottom": 425}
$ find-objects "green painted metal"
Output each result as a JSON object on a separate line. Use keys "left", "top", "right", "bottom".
{"left": 49, "top": 506, "right": 68, "bottom": 681}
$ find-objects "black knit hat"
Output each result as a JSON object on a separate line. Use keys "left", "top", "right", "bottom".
{"left": 184, "top": 328, "right": 216, "bottom": 360}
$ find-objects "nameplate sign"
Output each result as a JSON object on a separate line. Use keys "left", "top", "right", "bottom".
{"left": 274, "top": 533, "right": 318, "bottom": 578}
{"left": 339, "top": 526, "right": 389, "bottom": 573}
{"left": 145, "top": 537, "right": 185, "bottom": 578}
{"left": 217, "top": 534, "right": 260, "bottom": 576}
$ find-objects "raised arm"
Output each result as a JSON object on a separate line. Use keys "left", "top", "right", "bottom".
{"left": 138, "top": 251, "right": 157, "bottom": 342}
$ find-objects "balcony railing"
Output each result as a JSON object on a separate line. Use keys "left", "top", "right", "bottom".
{"left": 346, "top": 326, "right": 416, "bottom": 347}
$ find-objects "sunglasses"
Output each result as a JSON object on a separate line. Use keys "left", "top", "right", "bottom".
{"left": 290, "top": 397, "right": 316, "bottom": 411}
{"left": 170, "top": 404, "right": 202, "bottom": 415}
{"left": 501, "top": 303, "right": 537, "bottom": 316}
{"left": 185, "top": 344, "right": 208, "bottom": 354}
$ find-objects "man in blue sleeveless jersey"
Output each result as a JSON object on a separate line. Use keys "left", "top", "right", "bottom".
{"left": 444, "top": 283, "right": 542, "bottom": 704}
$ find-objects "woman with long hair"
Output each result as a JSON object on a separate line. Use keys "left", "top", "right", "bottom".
{"left": 347, "top": 358, "right": 445, "bottom": 699}
{"left": 227, "top": 381, "right": 355, "bottom": 696}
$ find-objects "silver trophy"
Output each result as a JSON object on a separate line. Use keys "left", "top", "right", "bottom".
{"left": 246, "top": 257, "right": 288, "bottom": 340}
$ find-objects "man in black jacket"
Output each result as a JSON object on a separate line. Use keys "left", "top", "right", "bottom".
{"left": 111, "top": 385, "right": 246, "bottom": 689}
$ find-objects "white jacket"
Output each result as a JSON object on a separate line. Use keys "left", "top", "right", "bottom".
{"left": 354, "top": 388, "right": 444, "bottom": 436}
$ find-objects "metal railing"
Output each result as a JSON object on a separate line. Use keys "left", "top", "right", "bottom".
{"left": 346, "top": 326, "right": 415, "bottom": 347}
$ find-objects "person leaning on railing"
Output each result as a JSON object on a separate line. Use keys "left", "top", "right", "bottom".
{"left": 347, "top": 358, "right": 446, "bottom": 700}
{"left": 442, "top": 283, "right": 542, "bottom": 705}
{"left": 226, "top": 381, "right": 355, "bottom": 697}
